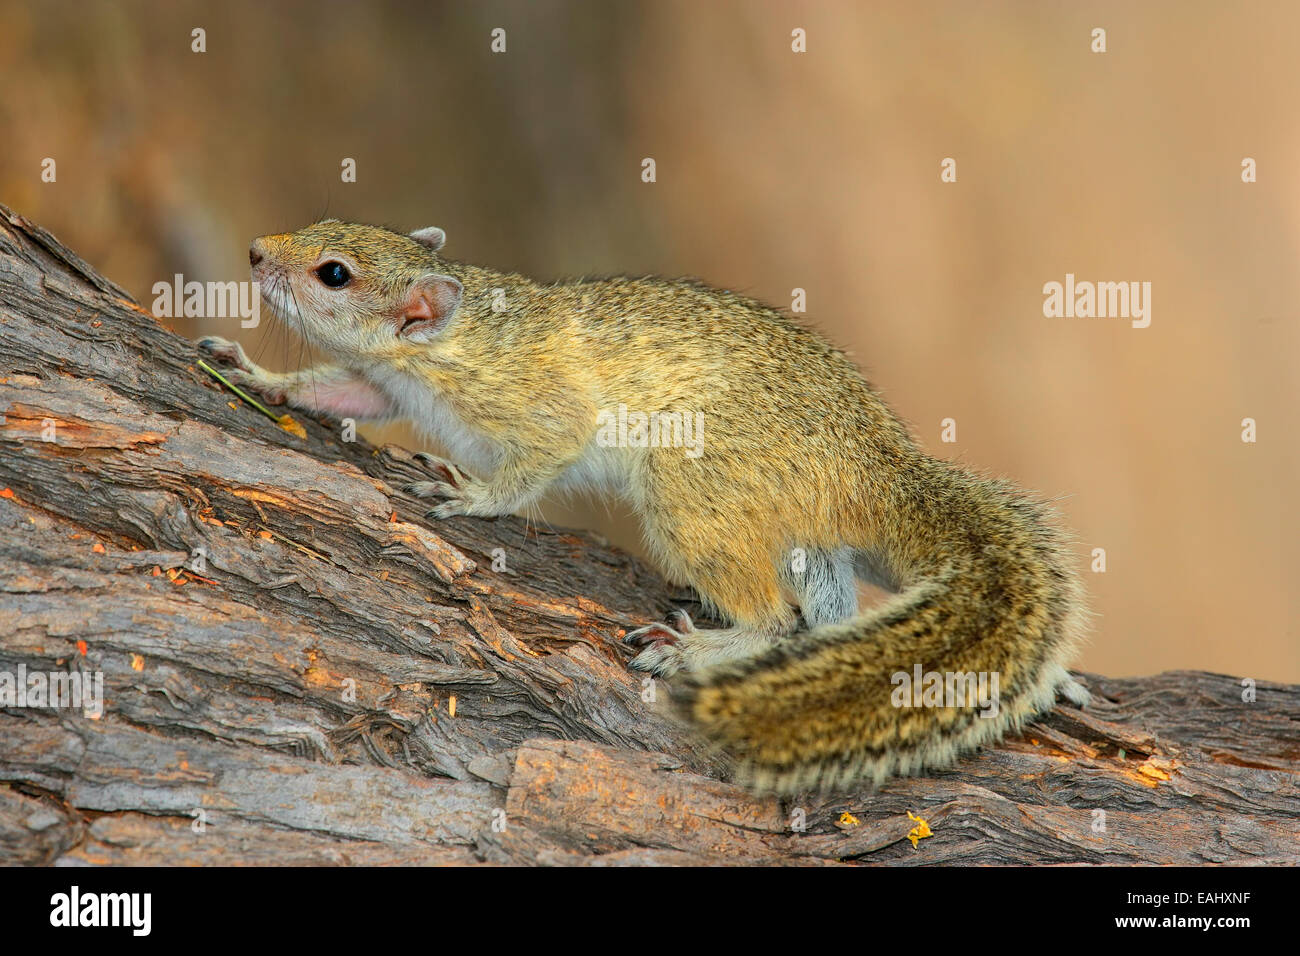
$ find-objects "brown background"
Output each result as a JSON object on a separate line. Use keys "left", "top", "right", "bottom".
{"left": 2, "top": 0, "right": 1295, "bottom": 680}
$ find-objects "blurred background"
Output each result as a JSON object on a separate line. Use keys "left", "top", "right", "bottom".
{"left": 2, "top": 0, "right": 1295, "bottom": 680}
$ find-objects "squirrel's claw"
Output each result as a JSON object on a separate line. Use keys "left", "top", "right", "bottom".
{"left": 413, "top": 453, "right": 467, "bottom": 489}
{"left": 425, "top": 500, "right": 469, "bottom": 520}
{"left": 624, "top": 609, "right": 695, "bottom": 648}
{"left": 407, "top": 480, "right": 474, "bottom": 520}
{"left": 624, "top": 622, "right": 685, "bottom": 648}
{"left": 404, "top": 480, "right": 458, "bottom": 500}
{"left": 666, "top": 609, "right": 696, "bottom": 634}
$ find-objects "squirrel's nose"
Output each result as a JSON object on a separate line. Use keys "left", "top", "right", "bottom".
{"left": 249, "top": 242, "right": 265, "bottom": 267}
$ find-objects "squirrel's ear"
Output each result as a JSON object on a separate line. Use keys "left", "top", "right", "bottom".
{"left": 397, "top": 274, "right": 462, "bottom": 341}
{"left": 409, "top": 226, "right": 446, "bottom": 251}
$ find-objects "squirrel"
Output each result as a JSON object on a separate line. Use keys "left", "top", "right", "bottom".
{"left": 197, "top": 219, "right": 1090, "bottom": 794}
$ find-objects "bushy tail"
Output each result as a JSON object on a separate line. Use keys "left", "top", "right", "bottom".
{"left": 676, "top": 494, "right": 1089, "bottom": 794}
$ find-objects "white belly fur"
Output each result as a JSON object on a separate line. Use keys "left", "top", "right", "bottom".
{"left": 365, "top": 366, "right": 502, "bottom": 475}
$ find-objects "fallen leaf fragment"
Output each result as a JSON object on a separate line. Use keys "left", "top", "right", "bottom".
{"left": 277, "top": 414, "right": 307, "bottom": 439}
{"left": 1138, "top": 759, "right": 1172, "bottom": 782}
{"left": 906, "top": 811, "right": 933, "bottom": 849}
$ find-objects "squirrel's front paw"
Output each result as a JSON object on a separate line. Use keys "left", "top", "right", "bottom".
{"left": 196, "top": 337, "right": 287, "bottom": 404}
{"left": 196, "top": 335, "right": 252, "bottom": 372}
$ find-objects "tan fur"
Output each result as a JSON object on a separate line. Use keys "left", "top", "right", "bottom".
{"left": 199, "top": 220, "right": 1090, "bottom": 795}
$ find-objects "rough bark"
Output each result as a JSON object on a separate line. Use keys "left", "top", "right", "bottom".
{"left": 0, "top": 204, "right": 1295, "bottom": 866}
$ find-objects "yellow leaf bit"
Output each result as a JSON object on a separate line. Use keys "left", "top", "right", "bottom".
{"left": 838, "top": 811, "right": 860, "bottom": 828}
{"left": 1138, "top": 757, "right": 1173, "bottom": 782}
{"left": 906, "top": 811, "right": 933, "bottom": 849}
{"left": 277, "top": 415, "right": 307, "bottom": 439}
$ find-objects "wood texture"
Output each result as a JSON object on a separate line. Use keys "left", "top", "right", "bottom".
{"left": 0, "top": 204, "right": 1296, "bottom": 866}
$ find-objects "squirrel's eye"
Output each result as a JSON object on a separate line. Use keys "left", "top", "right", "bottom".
{"left": 315, "top": 262, "right": 351, "bottom": 288}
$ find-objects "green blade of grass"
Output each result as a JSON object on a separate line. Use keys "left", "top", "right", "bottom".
{"left": 197, "top": 359, "right": 280, "bottom": 423}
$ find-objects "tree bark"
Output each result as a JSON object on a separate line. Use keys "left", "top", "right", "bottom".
{"left": 0, "top": 204, "right": 1296, "bottom": 866}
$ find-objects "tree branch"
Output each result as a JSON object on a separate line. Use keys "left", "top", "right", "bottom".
{"left": 0, "top": 204, "right": 1295, "bottom": 865}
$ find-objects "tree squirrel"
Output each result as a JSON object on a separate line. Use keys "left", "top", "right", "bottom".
{"left": 197, "top": 220, "right": 1090, "bottom": 794}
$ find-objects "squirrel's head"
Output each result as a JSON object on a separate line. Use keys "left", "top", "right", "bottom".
{"left": 248, "top": 220, "right": 463, "bottom": 355}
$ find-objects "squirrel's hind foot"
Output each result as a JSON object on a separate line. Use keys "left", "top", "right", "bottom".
{"left": 627, "top": 612, "right": 779, "bottom": 678}
{"left": 1053, "top": 666, "right": 1091, "bottom": 709}
{"left": 625, "top": 610, "right": 695, "bottom": 676}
